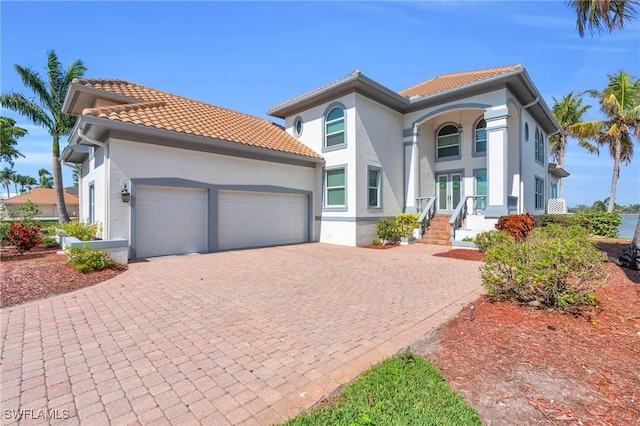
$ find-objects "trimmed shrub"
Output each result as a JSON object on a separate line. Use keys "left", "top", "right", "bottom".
{"left": 395, "top": 213, "right": 420, "bottom": 237}
{"left": 481, "top": 227, "right": 607, "bottom": 313}
{"left": 495, "top": 213, "right": 535, "bottom": 241}
{"left": 576, "top": 212, "right": 621, "bottom": 238}
{"left": 5, "top": 222, "right": 42, "bottom": 254}
{"left": 377, "top": 217, "right": 399, "bottom": 244}
{"left": 66, "top": 245, "right": 115, "bottom": 273}
{"left": 535, "top": 223, "right": 590, "bottom": 240}
{"left": 58, "top": 220, "right": 99, "bottom": 241}
{"left": 474, "top": 230, "right": 514, "bottom": 253}
{"left": 42, "top": 236, "right": 60, "bottom": 248}
{"left": 538, "top": 214, "right": 591, "bottom": 229}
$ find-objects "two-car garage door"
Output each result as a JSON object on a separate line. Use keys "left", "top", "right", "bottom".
{"left": 135, "top": 186, "right": 308, "bottom": 258}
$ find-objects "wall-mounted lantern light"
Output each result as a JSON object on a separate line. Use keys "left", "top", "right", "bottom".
{"left": 121, "top": 184, "right": 130, "bottom": 203}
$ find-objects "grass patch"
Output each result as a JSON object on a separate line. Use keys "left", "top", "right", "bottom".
{"left": 282, "top": 351, "right": 480, "bottom": 426}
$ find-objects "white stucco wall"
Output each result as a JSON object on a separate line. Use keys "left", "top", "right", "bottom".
{"left": 79, "top": 147, "right": 106, "bottom": 237}
{"left": 519, "top": 104, "right": 549, "bottom": 214}
{"left": 101, "top": 139, "right": 318, "bottom": 246}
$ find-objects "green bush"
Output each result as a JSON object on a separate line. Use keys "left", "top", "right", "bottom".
{"left": 576, "top": 212, "right": 621, "bottom": 238}
{"left": 14, "top": 200, "right": 42, "bottom": 227}
{"left": 474, "top": 230, "right": 514, "bottom": 253}
{"left": 538, "top": 214, "right": 591, "bottom": 229}
{"left": 58, "top": 220, "right": 99, "bottom": 241}
{"left": 0, "top": 221, "right": 9, "bottom": 246}
{"left": 535, "top": 223, "right": 590, "bottom": 240}
{"left": 481, "top": 227, "right": 607, "bottom": 313}
{"left": 395, "top": 213, "right": 420, "bottom": 237}
{"left": 66, "top": 245, "right": 115, "bottom": 273}
{"left": 42, "top": 236, "right": 60, "bottom": 248}
{"left": 376, "top": 217, "right": 399, "bottom": 244}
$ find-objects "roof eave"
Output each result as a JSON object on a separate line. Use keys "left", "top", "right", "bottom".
{"left": 73, "top": 115, "right": 324, "bottom": 166}
{"left": 62, "top": 82, "right": 142, "bottom": 115}
{"left": 517, "top": 70, "right": 562, "bottom": 134}
{"left": 268, "top": 74, "right": 408, "bottom": 119}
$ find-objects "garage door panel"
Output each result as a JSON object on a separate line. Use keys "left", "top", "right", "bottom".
{"left": 136, "top": 186, "right": 207, "bottom": 258}
{"left": 218, "top": 190, "right": 307, "bottom": 250}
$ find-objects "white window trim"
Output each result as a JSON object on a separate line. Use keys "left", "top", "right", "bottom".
{"left": 367, "top": 166, "right": 382, "bottom": 209}
{"left": 323, "top": 103, "right": 347, "bottom": 152}
{"left": 472, "top": 117, "right": 487, "bottom": 157}
{"left": 435, "top": 123, "right": 461, "bottom": 161}
{"left": 535, "top": 175, "right": 545, "bottom": 210}
{"left": 323, "top": 164, "right": 348, "bottom": 211}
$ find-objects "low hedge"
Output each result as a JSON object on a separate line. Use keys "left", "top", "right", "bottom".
{"left": 538, "top": 212, "right": 621, "bottom": 238}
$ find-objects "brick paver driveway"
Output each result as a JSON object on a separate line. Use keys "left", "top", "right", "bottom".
{"left": 1, "top": 243, "right": 482, "bottom": 425}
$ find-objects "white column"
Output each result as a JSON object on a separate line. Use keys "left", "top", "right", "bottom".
{"left": 404, "top": 125, "right": 420, "bottom": 213}
{"left": 484, "top": 106, "right": 509, "bottom": 217}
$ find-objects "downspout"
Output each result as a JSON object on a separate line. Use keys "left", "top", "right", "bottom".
{"left": 520, "top": 97, "right": 540, "bottom": 213}
{"left": 77, "top": 128, "right": 109, "bottom": 239}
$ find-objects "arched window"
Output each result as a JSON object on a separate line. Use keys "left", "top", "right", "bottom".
{"left": 325, "top": 107, "right": 345, "bottom": 148}
{"left": 474, "top": 118, "right": 487, "bottom": 154}
{"left": 535, "top": 127, "right": 544, "bottom": 164}
{"left": 437, "top": 124, "right": 460, "bottom": 159}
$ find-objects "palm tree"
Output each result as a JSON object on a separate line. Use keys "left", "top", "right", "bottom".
{"left": 13, "top": 173, "right": 24, "bottom": 195}
{"left": 38, "top": 168, "right": 53, "bottom": 188}
{"left": 0, "top": 50, "right": 87, "bottom": 222}
{"left": 568, "top": 0, "right": 639, "bottom": 37}
{"left": 573, "top": 70, "right": 639, "bottom": 213}
{"left": 24, "top": 176, "right": 37, "bottom": 192}
{"left": 0, "top": 116, "right": 27, "bottom": 166}
{"left": 0, "top": 167, "right": 13, "bottom": 199}
{"left": 549, "top": 92, "right": 595, "bottom": 196}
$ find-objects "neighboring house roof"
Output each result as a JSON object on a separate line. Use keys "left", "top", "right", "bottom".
{"left": 3, "top": 188, "right": 79, "bottom": 205}
{"left": 268, "top": 65, "right": 560, "bottom": 135}
{"left": 398, "top": 65, "right": 523, "bottom": 98}
{"left": 63, "top": 79, "right": 322, "bottom": 161}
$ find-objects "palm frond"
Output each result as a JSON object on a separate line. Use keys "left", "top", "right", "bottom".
{"left": 0, "top": 93, "right": 52, "bottom": 130}
{"left": 13, "top": 64, "right": 52, "bottom": 110}
{"left": 47, "top": 50, "right": 63, "bottom": 105}
{"left": 567, "top": 120, "right": 604, "bottom": 138}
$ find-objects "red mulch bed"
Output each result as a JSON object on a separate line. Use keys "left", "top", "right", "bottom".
{"left": 433, "top": 248, "right": 485, "bottom": 261}
{"left": 414, "top": 241, "right": 640, "bottom": 425}
{"left": 1, "top": 245, "right": 127, "bottom": 308}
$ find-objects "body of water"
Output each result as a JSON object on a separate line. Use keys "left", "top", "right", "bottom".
{"left": 619, "top": 214, "right": 638, "bottom": 239}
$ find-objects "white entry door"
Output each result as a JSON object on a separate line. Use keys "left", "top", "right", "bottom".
{"left": 218, "top": 190, "right": 308, "bottom": 250}
{"left": 135, "top": 185, "right": 208, "bottom": 258}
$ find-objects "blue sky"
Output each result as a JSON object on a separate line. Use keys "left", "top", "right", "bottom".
{"left": 1, "top": 1, "right": 639, "bottom": 206}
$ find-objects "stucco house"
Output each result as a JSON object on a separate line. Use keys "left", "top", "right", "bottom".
{"left": 2, "top": 188, "right": 79, "bottom": 219}
{"left": 61, "top": 65, "right": 565, "bottom": 259}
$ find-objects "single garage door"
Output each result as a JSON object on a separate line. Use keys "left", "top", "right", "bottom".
{"left": 218, "top": 190, "right": 308, "bottom": 250}
{"left": 136, "top": 185, "right": 208, "bottom": 258}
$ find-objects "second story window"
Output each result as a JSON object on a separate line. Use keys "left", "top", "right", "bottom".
{"left": 325, "top": 107, "right": 345, "bottom": 148}
{"left": 474, "top": 118, "right": 487, "bottom": 155}
{"left": 437, "top": 124, "right": 460, "bottom": 159}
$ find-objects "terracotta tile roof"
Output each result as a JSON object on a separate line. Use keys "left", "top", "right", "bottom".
{"left": 3, "top": 188, "right": 79, "bottom": 205}
{"left": 72, "top": 79, "right": 322, "bottom": 160}
{"left": 399, "top": 65, "right": 523, "bottom": 98}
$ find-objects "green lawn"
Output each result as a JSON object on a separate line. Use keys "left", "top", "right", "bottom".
{"left": 282, "top": 352, "right": 481, "bottom": 426}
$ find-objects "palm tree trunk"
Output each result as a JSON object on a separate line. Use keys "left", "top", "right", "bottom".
{"left": 607, "top": 141, "right": 622, "bottom": 213}
{"left": 52, "top": 134, "right": 70, "bottom": 223}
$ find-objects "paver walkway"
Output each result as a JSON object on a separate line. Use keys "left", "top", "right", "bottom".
{"left": 1, "top": 243, "right": 482, "bottom": 425}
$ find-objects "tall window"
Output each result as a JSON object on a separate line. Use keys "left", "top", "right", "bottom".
{"left": 325, "top": 167, "right": 346, "bottom": 207}
{"left": 367, "top": 167, "right": 381, "bottom": 208}
{"left": 325, "top": 107, "right": 345, "bottom": 148}
{"left": 474, "top": 170, "right": 487, "bottom": 210}
{"left": 437, "top": 124, "right": 460, "bottom": 159}
{"left": 535, "top": 177, "right": 544, "bottom": 210}
{"left": 551, "top": 182, "right": 558, "bottom": 198}
{"left": 474, "top": 119, "right": 487, "bottom": 155}
{"left": 535, "top": 127, "right": 544, "bottom": 164}
{"left": 88, "top": 183, "right": 95, "bottom": 223}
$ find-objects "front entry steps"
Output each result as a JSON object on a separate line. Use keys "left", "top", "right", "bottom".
{"left": 417, "top": 214, "right": 452, "bottom": 246}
